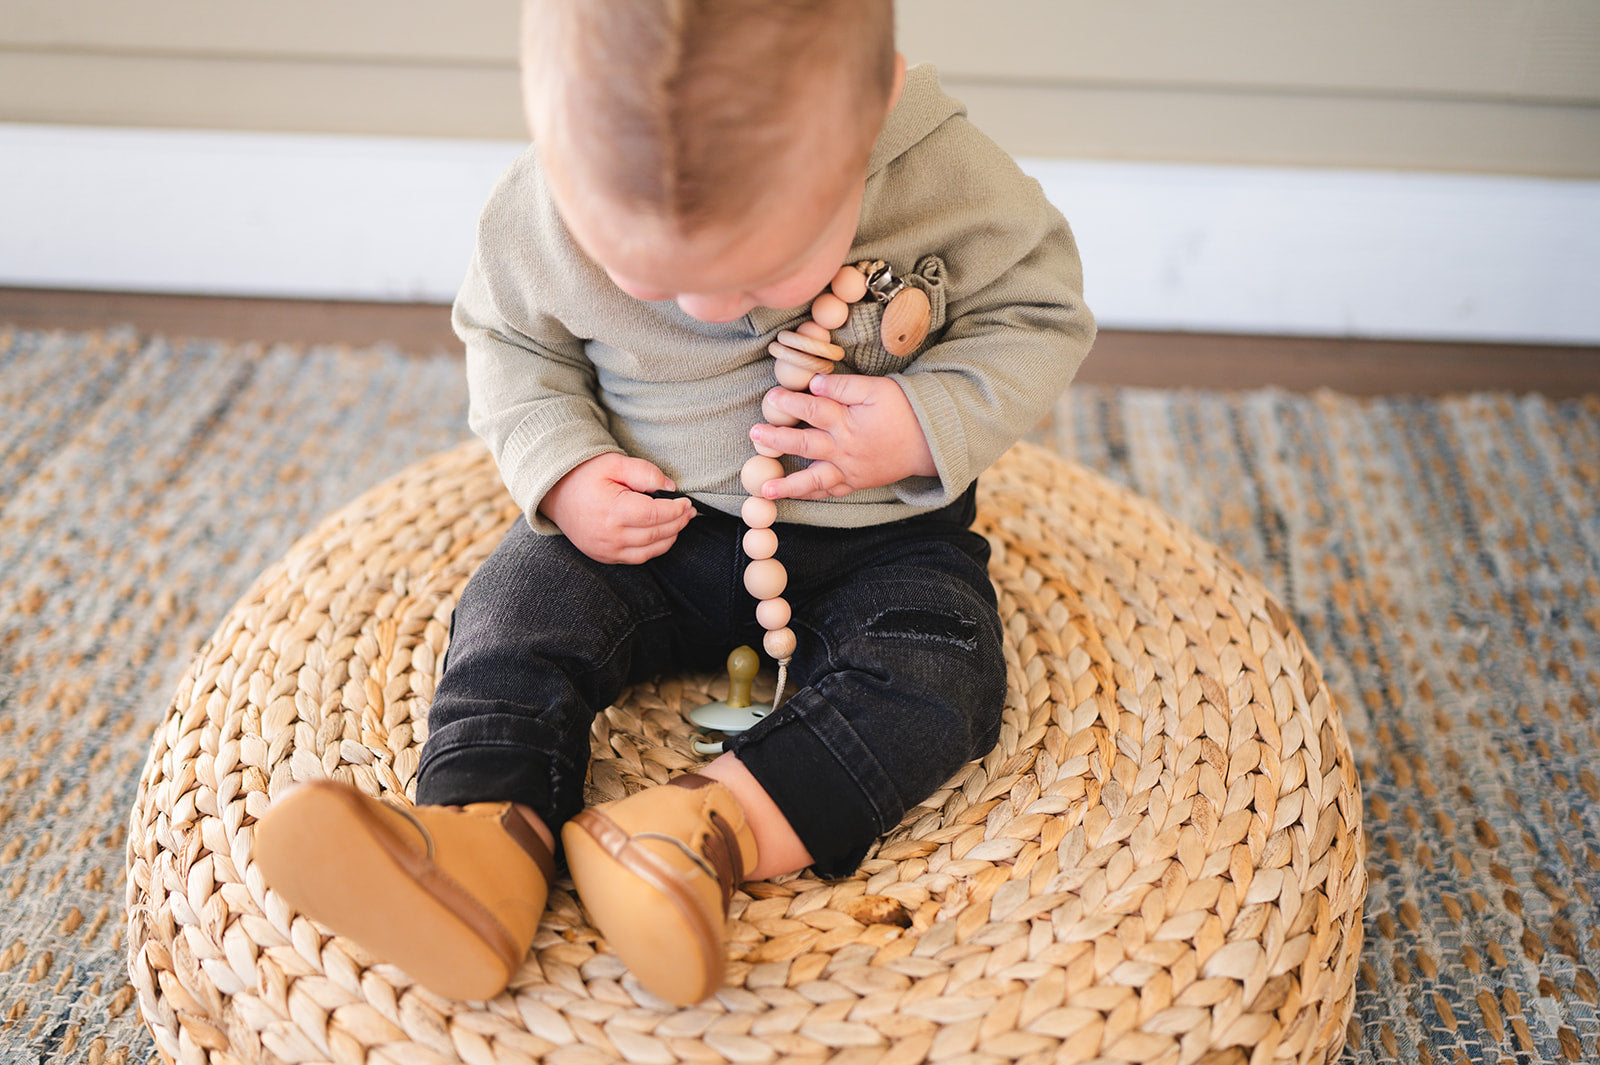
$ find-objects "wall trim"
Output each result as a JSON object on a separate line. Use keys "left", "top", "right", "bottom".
{"left": 4, "top": 123, "right": 1598, "bottom": 344}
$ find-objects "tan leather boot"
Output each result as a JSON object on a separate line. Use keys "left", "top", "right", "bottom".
{"left": 253, "top": 779, "right": 555, "bottom": 1000}
{"left": 562, "top": 774, "right": 758, "bottom": 1005}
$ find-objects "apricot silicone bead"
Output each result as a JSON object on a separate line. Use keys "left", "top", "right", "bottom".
{"left": 742, "top": 495, "right": 778, "bottom": 529}
{"left": 742, "top": 527, "right": 779, "bottom": 560}
{"left": 829, "top": 264, "right": 868, "bottom": 303}
{"left": 762, "top": 389, "right": 800, "bottom": 428}
{"left": 741, "top": 455, "right": 785, "bottom": 495}
{"left": 755, "top": 597, "right": 791, "bottom": 630}
{"left": 773, "top": 359, "right": 817, "bottom": 392}
{"left": 810, "top": 292, "right": 849, "bottom": 330}
{"left": 744, "top": 557, "right": 787, "bottom": 600}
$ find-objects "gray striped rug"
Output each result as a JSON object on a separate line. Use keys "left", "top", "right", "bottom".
{"left": 2, "top": 325, "right": 1596, "bottom": 1063}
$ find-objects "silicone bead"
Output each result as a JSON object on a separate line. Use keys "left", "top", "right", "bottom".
{"left": 742, "top": 495, "right": 777, "bottom": 528}
{"left": 811, "top": 292, "right": 849, "bottom": 330}
{"left": 741, "top": 454, "right": 785, "bottom": 495}
{"left": 763, "top": 626, "right": 797, "bottom": 660}
{"left": 755, "top": 596, "right": 791, "bottom": 630}
{"left": 796, "top": 320, "right": 832, "bottom": 343}
{"left": 744, "top": 557, "right": 787, "bottom": 600}
{"left": 830, "top": 265, "right": 868, "bottom": 303}
{"left": 762, "top": 389, "right": 799, "bottom": 427}
{"left": 881, "top": 286, "right": 931, "bottom": 357}
{"left": 743, "top": 526, "right": 779, "bottom": 560}
{"left": 773, "top": 359, "right": 816, "bottom": 392}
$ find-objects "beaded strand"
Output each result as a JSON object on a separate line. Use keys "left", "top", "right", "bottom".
{"left": 736, "top": 261, "right": 931, "bottom": 708}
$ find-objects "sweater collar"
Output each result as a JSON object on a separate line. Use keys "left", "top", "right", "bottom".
{"left": 866, "top": 63, "right": 965, "bottom": 180}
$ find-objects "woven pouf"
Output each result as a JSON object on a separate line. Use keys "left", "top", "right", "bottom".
{"left": 127, "top": 439, "right": 1365, "bottom": 1065}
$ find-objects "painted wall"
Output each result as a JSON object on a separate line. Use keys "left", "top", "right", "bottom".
{"left": 4, "top": 2, "right": 1599, "bottom": 343}
{"left": 4, "top": 0, "right": 1596, "bottom": 176}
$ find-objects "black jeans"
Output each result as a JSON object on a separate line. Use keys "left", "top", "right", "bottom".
{"left": 416, "top": 486, "right": 1005, "bottom": 876}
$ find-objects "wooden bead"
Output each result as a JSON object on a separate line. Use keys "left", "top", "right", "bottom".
{"left": 743, "top": 526, "right": 778, "bottom": 560}
{"left": 830, "top": 265, "right": 868, "bottom": 303}
{"left": 796, "top": 321, "right": 831, "bottom": 343}
{"left": 881, "top": 286, "right": 931, "bottom": 357}
{"left": 775, "top": 330, "right": 844, "bottom": 362}
{"left": 742, "top": 495, "right": 777, "bottom": 528}
{"left": 763, "top": 626, "right": 797, "bottom": 660}
{"left": 744, "top": 557, "right": 787, "bottom": 600}
{"left": 811, "top": 292, "right": 849, "bottom": 330}
{"left": 755, "top": 596, "right": 791, "bottom": 630}
{"left": 741, "top": 454, "right": 784, "bottom": 495}
{"left": 768, "top": 341, "right": 836, "bottom": 375}
{"left": 762, "top": 389, "right": 800, "bottom": 427}
{"left": 773, "top": 359, "right": 816, "bottom": 392}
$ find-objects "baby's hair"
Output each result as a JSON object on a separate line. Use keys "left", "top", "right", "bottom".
{"left": 523, "top": 0, "right": 896, "bottom": 233}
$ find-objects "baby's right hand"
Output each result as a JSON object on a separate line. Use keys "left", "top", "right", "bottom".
{"left": 539, "top": 454, "right": 694, "bottom": 564}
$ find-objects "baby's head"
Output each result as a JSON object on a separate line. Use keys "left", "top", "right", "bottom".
{"left": 522, "top": 0, "right": 902, "bottom": 322}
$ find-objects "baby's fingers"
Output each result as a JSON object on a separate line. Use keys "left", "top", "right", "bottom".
{"left": 605, "top": 497, "right": 693, "bottom": 563}
{"left": 761, "top": 462, "right": 850, "bottom": 501}
{"left": 614, "top": 490, "right": 693, "bottom": 531}
{"left": 610, "top": 455, "right": 680, "bottom": 496}
{"left": 750, "top": 422, "right": 831, "bottom": 462}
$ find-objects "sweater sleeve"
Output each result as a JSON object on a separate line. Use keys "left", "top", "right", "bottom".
{"left": 870, "top": 116, "right": 1096, "bottom": 507}
{"left": 455, "top": 239, "right": 623, "bottom": 534}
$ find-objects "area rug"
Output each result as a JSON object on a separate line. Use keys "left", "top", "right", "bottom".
{"left": 1, "top": 325, "right": 1596, "bottom": 1063}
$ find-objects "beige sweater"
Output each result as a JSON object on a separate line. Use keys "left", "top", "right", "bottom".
{"left": 454, "top": 65, "right": 1095, "bottom": 533}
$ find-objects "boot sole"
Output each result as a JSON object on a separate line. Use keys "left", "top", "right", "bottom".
{"left": 253, "top": 781, "right": 517, "bottom": 1000}
{"left": 563, "top": 808, "right": 723, "bottom": 1005}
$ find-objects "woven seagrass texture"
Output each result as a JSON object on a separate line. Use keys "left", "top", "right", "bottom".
{"left": 125, "top": 436, "right": 1364, "bottom": 1065}
{"left": 7, "top": 327, "right": 1596, "bottom": 1063}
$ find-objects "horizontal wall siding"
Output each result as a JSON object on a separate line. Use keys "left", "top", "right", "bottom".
{"left": 900, "top": 0, "right": 1600, "bottom": 177}
{"left": 901, "top": 1, "right": 1600, "bottom": 100}
{"left": 0, "top": 51, "right": 525, "bottom": 140}
{"left": 0, "top": 0, "right": 512, "bottom": 61}
{"left": 2, "top": 0, "right": 1598, "bottom": 176}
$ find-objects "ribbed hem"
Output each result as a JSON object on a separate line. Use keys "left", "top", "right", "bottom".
{"left": 892, "top": 370, "right": 970, "bottom": 509}
{"left": 496, "top": 403, "right": 621, "bottom": 534}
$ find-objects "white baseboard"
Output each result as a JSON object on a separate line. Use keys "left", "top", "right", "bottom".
{"left": 4, "top": 123, "right": 1598, "bottom": 344}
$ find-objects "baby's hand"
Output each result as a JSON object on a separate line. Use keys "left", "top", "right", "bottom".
{"left": 751, "top": 373, "right": 936, "bottom": 500}
{"left": 539, "top": 454, "right": 694, "bottom": 564}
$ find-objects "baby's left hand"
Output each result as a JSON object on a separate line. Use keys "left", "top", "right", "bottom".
{"left": 751, "top": 373, "right": 936, "bottom": 500}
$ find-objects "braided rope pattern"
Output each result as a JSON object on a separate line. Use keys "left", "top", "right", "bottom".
{"left": 126, "top": 439, "right": 1364, "bottom": 1065}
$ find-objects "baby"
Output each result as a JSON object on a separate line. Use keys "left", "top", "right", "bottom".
{"left": 256, "top": 0, "right": 1094, "bottom": 1006}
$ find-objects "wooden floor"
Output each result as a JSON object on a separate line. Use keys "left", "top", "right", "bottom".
{"left": 3, "top": 287, "right": 1595, "bottom": 397}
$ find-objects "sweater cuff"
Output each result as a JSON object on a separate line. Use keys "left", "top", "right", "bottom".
{"left": 497, "top": 404, "right": 621, "bottom": 534}
{"left": 891, "top": 371, "right": 970, "bottom": 507}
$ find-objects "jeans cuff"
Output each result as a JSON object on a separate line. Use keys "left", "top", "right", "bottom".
{"left": 728, "top": 693, "right": 900, "bottom": 878}
{"left": 415, "top": 714, "right": 586, "bottom": 830}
